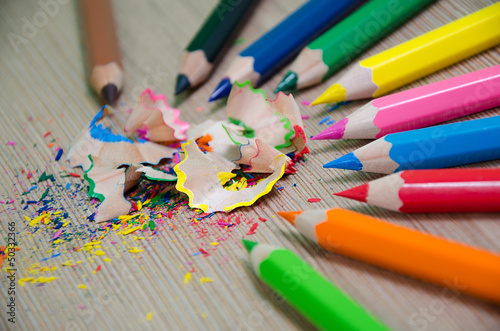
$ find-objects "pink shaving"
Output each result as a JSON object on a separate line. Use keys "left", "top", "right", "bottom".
{"left": 140, "top": 88, "right": 190, "bottom": 140}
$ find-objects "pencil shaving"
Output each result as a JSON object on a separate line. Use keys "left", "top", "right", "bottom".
{"left": 136, "top": 166, "right": 177, "bottom": 182}
{"left": 67, "top": 106, "right": 176, "bottom": 171}
{"left": 174, "top": 141, "right": 286, "bottom": 212}
{"left": 238, "top": 139, "right": 290, "bottom": 173}
{"left": 226, "top": 81, "right": 294, "bottom": 150}
{"left": 268, "top": 92, "right": 308, "bottom": 154}
{"left": 84, "top": 156, "right": 141, "bottom": 222}
{"left": 125, "top": 88, "right": 189, "bottom": 142}
{"left": 187, "top": 120, "right": 247, "bottom": 161}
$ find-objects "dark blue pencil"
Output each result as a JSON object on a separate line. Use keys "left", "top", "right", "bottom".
{"left": 209, "top": 0, "right": 363, "bottom": 102}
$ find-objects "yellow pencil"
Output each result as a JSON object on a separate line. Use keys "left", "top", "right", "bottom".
{"left": 312, "top": 2, "right": 500, "bottom": 105}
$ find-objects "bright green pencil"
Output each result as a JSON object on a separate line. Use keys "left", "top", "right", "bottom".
{"left": 243, "top": 240, "right": 390, "bottom": 331}
{"left": 275, "top": 0, "right": 434, "bottom": 92}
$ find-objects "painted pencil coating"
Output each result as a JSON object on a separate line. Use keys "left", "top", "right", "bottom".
{"left": 364, "top": 2, "right": 500, "bottom": 97}
{"left": 372, "top": 65, "right": 500, "bottom": 138}
{"left": 176, "top": 0, "right": 254, "bottom": 94}
{"left": 210, "top": 0, "right": 363, "bottom": 101}
{"left": 242, "top": 0, "right": 360, "bottom": 84}
{"left": 398, "top": 169, "right": 500, "bottom": 212}
{"left": 325, "top": 116, "right": 500, "bottom": 173}
{"left": 335, "top": 169, "right": 500, "bottom": 213}
{"left": 80, "top": 0, "right": 123, "bottom": 104}
{"left": 386, "top": 116, "right": 500, "bottom": 172}
{"left": 314, "top": 65, "right": 500, "bottom": 140}
{"left": 276, "top": 0, "right": 434, "bottom": 91}
{"left": 312, "top": 2, "right": 500, "bottom": 104}
{"left": 279, "top": 209, "right": 500, "bottom": 304}
{"left": 185, "top": 0, "right": 254, "bottom": 61}
{"left": 243, "top": 240, "right": 390, "bottom": 331}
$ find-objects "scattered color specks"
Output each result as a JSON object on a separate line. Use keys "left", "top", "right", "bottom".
{"left": 55, "top": 148, "right": 64, "bottom": 161}
{"left": 307, "top": 198, "right": 321, "bottom": 203}
{"left": 319, "top": 116, "right": 330, "bottom": 125}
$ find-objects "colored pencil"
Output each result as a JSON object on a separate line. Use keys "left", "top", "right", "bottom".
{"left": 175, "top": 0, "right": 255, "bottom": 95}
{"left": 313, "top": 65, "right": 500, "bottom": 140}
{"left": 208, "top": 0, "right": 363, "bottom": 102}
{"left": 278, "top": 209, "right": 500, "bottom": 304}
{"left": 242, "top": 240, "right": 390, "bottom": 331}
{"left": 311, "top": 2, "right": 500, "bottom": 105}
{"left": 275, "top": 0, "right": 434, "bottom": 92}
{"left": 335, "top": 168, "right": 500, "bottom": 213}
{"left": 324, "top": 116, "right": 500, "bottom": 174}
{"left": 80, "top": 0, "right": 123, "bottom": 105}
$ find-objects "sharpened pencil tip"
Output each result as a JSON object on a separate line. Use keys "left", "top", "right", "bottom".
{"left": 175, "top": 74, "right": 191, "bottom": 95}
{"left": 334, "top": 184, "right": 369, "bottom": 203}
{"left": 277, "top": 211, "right": 302, "bottom": 226}
{"left": 209, "top": 78, "right": 232, "bottom": 102}
{"left": 275, "top": 71, "right": 298, "bottom": 93}
{"left": 242, "top": 239, "right": 257, "bottom": 253}
{"left": 312, "top": 118, "right": 348, "bottom": 140}
{"left": 311, "top": 83, "right": 346, "bottom": 106}
{"left": 101, "top": 84, "right": 118, "bottom": 105}
{"left": 324, "top": 152, "right": 362, "bottom": 170}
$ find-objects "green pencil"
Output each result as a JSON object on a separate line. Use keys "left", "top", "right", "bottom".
{"left": 243, "top": 240, "right": 390, "bottom": 331}
{"left": 175, "top": 0, "right": 254, "bottom": 95}
{"left": 275, "top": 0, "right": 434, "bottom": 92}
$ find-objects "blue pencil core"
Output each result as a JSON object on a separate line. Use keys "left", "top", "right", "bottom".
{"left": 324, "top": 152, "right": 362, "bottom": 170}
{"left": 209, "top": 78, "right": 232, "bottom": 102}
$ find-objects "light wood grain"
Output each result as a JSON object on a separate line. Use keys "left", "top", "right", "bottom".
{"left": 0, "top": 0, "right": 499, "bottom": 330}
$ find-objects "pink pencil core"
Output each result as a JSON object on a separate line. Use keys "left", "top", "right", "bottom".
{"left": 312, "top": 118, "right": 348, "bottom": 140}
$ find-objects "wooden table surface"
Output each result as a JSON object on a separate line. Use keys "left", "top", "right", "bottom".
{"left": 1, "top": 0, "right": 499, "bottom": 330}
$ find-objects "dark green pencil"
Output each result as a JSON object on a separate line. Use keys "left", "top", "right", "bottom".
{"left": 175, "top": 0, "right": 255, "bottom": 95}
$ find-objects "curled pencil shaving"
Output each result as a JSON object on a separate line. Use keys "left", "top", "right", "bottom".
{"left": 125, "top": 88, "right": 189, "bottom": 142}
{"left": 84, "top": 156, "right": 142, "bottom": 222}
{"left": 226, "top": 81, "right": 294, "bottom": 150}
{"left": 187, "top": 120, "right": 247, "bottom": 161}
{"left": 174, "top": 141, "right": 286, "bottom": 213}
{"left": 224, "top": 127, "right": 291, "bottom": 173}
{"left": 67, "top": 105, "right": 176, "bottom": 171}
{"left": 136, "top": 166, "right": 177, "bottom": 182}
{"left": 239, "top": 139, "right": 290, "bottom": 173}
{"left": 188, "top": 121, "right": 289, "bottom": 172}
{"left": 268, "top": 92, "right": 308, "bottom": 155}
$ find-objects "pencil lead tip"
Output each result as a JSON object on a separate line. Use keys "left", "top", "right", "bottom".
{"left": 209, "top": 78, "right": 232, "bottom": 102}
{"left": 312, "top": 118, "right": 348, "bottom": 140}
{"left": 323, "top": 152, "right": 362, "bottom": 170}
{"left": 101, "top": 84, "right": 118, "bottom": 105}
{"left": 175, "top": 74, "right": 191, "bottom": 95}
{"left": 275, "top": 71, "right": 298, "bottom": 93}
{"left": 242, "top": 239, "right": 257, "bottom": 253}
{"left": 311, "top": 83, "right": 346, "bottom": 106}
{"left": 334, "top": 184, "right": 369, "bottom": 203}
{"left": 277, "top": 211, "right": 302, "bottom": 226}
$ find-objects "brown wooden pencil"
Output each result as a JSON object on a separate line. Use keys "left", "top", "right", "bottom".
{"left": 80, "top": 0, "right": 123, "bottom": 105}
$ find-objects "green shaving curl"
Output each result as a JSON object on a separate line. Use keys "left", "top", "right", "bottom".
{"left": 83, "top": 155, "right": 106, "bottom": 202}
{"left": 273, "top": 115, "right": 294, "bottom": 150}
{"left": 228, "top": 117, "right": 255, "bottom": 138}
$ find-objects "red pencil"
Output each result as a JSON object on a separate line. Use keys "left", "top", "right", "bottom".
{"left": 335, "top": 168, "right": 500, "bottom": 213}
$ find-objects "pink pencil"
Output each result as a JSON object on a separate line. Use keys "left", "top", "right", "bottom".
{"left": 312, "top": 65, "right": 500, "bottom": 140}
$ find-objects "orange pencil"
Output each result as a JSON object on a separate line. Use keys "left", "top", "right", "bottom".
{"left": 278, "top": 209, "right": 500, "bottom": 304}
